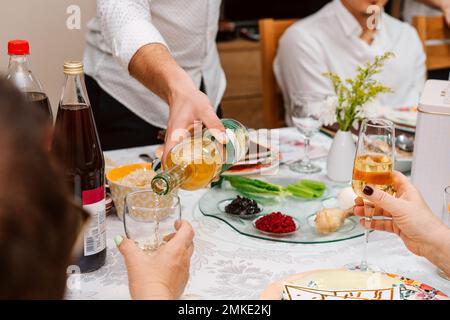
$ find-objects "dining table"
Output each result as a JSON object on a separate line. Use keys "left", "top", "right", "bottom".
{"left": 65, "top": 127, "right": 450, "bottom": 300}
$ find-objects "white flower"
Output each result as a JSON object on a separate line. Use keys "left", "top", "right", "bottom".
{"left": 320, "top": 96, "right": 338, "bottom": 126}
{"left": 361, "top": 99, "right": 381, "bottom": 119}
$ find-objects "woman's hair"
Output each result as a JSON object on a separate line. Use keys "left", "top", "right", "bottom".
{"left": 0, "top": 79, "right": 80, "bottom": 299}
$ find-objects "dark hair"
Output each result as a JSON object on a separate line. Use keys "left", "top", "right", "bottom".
{"left": 0, "top": 79, "right": 79, "bottom": 299}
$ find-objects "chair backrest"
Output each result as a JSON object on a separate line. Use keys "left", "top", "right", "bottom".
{"left": 413, "top": 15, "right": 450, "bottom": 71}
{"left": 259, "top": 18, "right": 297, "bottom": 128}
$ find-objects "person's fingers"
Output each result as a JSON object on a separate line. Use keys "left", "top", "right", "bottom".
{"left": 174, "top": 219, "right": 183, "bottom": 231}
{"left": 168, "top": 220, "right": 195, "bottom": 249}
{"left": 187, "top": 243, "right": 194, "bottom": 258}
{"left": 200, "top": 107, "right": 227, "bottom": 144}
{"left": 163, "top": 221, "right": 193, "bottom": 244}
{"left": 361, "top": 185, "right": 407, "bottom": 218}
{"left": 354, "top": 206, "right": 365, "bottom": 217}
{"left": 162, "top": 124, "right": 190, "bottom": 165}
{"left": 391, "top": 171, "right": 411, "bottom": 195}
{"left": 354, "top": 205, "right": 391, "bottom": 218}
{"left": 354, "top": 197, "right": 364, "bottom": 206}
{"left": 359, "top": 218, "right": 394, "bottom": 233}
{"left": 163, "top": 233, "right": 176, "bottom": 242}
{"left": 116, "top": 236, "right": 142, "bottom": 260}
{"left": 372, "top": 219, "right": 394, "bottom": 233}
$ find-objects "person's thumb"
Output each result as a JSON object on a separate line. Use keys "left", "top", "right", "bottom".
{"left": 114, "top": 235, "right": 141, "bottom": 259}
{"left": 361, "top": 185, "right": 405, "bottom": 217}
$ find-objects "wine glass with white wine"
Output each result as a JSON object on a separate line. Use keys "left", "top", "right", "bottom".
{"left": 348, "top": 118, "right": 395, "bottom": 271}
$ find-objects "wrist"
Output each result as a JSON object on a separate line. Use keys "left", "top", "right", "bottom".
{"left": 421, "top": 224, "right": 450, "bottom": 265}
{"left": 131, "top": 281, "right": 175, "bottom": 300}
{"left": 167, "top": 73, "right": 197, "bottom": 108}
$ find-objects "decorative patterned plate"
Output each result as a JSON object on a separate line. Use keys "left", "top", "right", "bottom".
{"left": 199, "top": 177, "right": 365, "bottom": 244}
{"left": 261, "top": 269, "right": 449, "bottom": 300}
{"left": 221, "top": 152, "right": 281, "bottom": 176}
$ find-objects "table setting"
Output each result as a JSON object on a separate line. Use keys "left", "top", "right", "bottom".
{"left": 65, "top": 125, "right": 450, "bottom": 300}
{"left": 62, "top": 52, "right": 450, "bottom": 301}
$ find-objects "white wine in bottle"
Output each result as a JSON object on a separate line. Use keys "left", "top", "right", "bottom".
{"left": 152, "top": 119, "right": 249, "bottom": 195}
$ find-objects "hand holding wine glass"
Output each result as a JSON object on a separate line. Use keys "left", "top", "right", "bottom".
{"left": 354, "top": 171, "right": 445, "bottom": 256}
{"left": 116, "top": 220, "right": 195, "bottom": 300}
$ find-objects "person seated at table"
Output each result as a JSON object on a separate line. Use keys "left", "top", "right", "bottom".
{"left": 354, "top": 171, "right": 450, "bottom": 277}
{"left": 0, "top": 79, "right": 194, "bottom": 300}
{"left": 274, "top": 0, "right": 426, "bottom": 115}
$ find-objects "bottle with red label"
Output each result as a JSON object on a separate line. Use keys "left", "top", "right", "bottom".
{"left": 52, "top": 61, "right": 106, "bottom": 273}
{"left": 6, "top": 40, "right": 53, "bottom": 122}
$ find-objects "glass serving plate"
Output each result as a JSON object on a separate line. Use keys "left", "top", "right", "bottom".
{"left": 199, "top": 177, "right": 365, "bottom": 244}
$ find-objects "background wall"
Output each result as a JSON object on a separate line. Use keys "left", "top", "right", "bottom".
{"left": 0, "top": 1, "right": 96, "bottom": 115}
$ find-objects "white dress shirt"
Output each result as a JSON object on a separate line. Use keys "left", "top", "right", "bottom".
{"left": 274, "top": 0, "right": 426, "bottom": 116}
{"left": 84, "top": 0, "right": 225, "bottom": 129}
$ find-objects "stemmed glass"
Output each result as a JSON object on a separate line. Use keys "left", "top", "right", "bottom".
{"left": 123, "top": 190, "right": 181, "bottom": 253}
{"left": 289, "top": 93, "right": 325, "bottom": 174}
{"left": 349, "top": 119, "right": 395, "bottom": 271}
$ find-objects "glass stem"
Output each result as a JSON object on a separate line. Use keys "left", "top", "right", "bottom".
{"left": 303, "top": 137, "right": 311, "bottom": 165}
{"left": 361, "top": 202, "right": 372, "bottom": 271}
{"left": 360, "top": 228, "right": 370, "bottom": 271}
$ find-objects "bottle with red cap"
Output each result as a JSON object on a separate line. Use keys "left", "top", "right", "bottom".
{"left": 6, "top": 40, "right": 53, "bottom": 122}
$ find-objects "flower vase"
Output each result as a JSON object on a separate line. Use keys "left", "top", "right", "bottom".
{"left": 326, "top": 130, "right": 356, "bottom": 183}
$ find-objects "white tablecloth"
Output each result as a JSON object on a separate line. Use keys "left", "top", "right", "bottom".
{"left": 66, "top": 128, "right": 450, "bottom": 300}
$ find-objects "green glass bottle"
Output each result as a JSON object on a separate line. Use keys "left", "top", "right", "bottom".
{"left": 151, "top": 119, "right": 249, "bottom": 195}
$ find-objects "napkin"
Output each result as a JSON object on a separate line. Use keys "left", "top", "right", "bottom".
{"left": 282, "top": 283, "right": 401, "bottom": 300}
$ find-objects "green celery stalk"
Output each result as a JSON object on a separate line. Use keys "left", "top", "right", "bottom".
{"left": 286, "top": 184, "right": 316, "bottom": 198}
{"left": 228, "top": 181, "right": 278, "bottom": 194}
{"left": 299, "top": 179, "right": 326, "bottom": 191}
{"left": 239, "top": 190, "right": 279, "bottom": 205}
{"left": 224, "top": 176, "right": 282, "bottom": 194}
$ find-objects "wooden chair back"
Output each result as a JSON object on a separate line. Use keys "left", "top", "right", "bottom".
{"left": 259, "top": 18, "right": 297, "bottom": 128}
{"left": 413, "top": 16, "right": 450, "bottom": 71}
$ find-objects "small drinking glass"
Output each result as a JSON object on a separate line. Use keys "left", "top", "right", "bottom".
{"left": 349, "top": 118, "right": 395, "bottom": 272}
{"left": 289, "top": 93, "right": 325, "bottom": 174}
{"left": 438, "top": 186, "right": 450, "bottom": 280}
{"left": 123, "top": 190, "right": 181, "bottom": 253}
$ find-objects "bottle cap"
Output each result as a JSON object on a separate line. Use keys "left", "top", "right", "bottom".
{"left": 63, "top": 61, "right": 84, "bottom": 75}
{"left": 8, "top": 40, "right": 30, "bottom": 55}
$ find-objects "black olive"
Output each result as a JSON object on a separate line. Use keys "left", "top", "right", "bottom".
{"left": 225, "top": 195, "right": 261, "bottom": 216}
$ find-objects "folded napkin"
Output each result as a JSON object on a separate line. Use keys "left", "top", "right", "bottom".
{"left": 282, "top": 283, "right": 401, "bottom": 300}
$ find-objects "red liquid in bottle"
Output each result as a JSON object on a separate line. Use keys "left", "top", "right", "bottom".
{"left": 53, "top": 104, "right": 106, "bottom": 273}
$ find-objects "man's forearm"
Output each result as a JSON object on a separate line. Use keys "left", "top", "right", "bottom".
{"left": 128, "top": 43, "right": 197, "bottom": 107}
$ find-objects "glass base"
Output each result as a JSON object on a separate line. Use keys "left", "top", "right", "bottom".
{"left": 289, "top": 160, "right": 321, "bottom": 174}
{"left": 344, "top": 262, "right": 384, "bottom": 273}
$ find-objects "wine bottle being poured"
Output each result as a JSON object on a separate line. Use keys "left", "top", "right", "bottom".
{"left": 151, "top": 119, "right": 249, "bottom": 195}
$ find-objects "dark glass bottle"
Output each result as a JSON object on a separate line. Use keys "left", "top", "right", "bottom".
{"left": 52, "top": 61, "right": 106, "bottom": 273}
